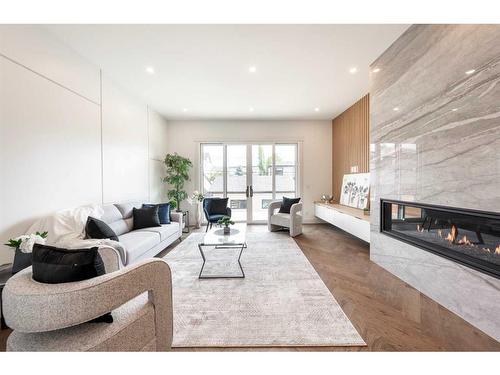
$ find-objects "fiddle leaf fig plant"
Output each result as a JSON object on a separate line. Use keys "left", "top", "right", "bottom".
{"left": 163, "top": 153, "right": 193, "bottom": 212}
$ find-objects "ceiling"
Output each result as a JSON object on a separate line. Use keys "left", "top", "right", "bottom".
{"left": 46, "top": 25, "right": 408, "bottom": 120}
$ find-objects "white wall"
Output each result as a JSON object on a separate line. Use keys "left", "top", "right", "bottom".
{"left": 0, "top": 26, "right": 168, "bottom": 264}
{"left": 101, "top": 75, "right": 149, "bottom": 203}
{"left": 148, "top": 109, "right": 169, "bottom": 203}
{"left": 166, "top": 120, "right": 332, "bottom": 223}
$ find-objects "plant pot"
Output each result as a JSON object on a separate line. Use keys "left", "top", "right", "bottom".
{"left": 195, "top": 203, "right": 202, "bottom": 229}
{"left": 12, "top": 247, "right": 32, "bottom": 274}
{"left": 223, "top": 226, "right": 230, "bottom": 234}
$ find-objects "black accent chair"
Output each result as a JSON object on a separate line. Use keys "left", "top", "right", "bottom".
{"left": 203, "top": 198, "right": 232, "bottom": 232}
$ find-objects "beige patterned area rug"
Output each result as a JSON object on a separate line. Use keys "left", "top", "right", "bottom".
{"left": 163, "top": 230, "right": 366, "bottom": 347}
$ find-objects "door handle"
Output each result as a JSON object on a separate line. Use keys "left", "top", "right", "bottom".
{"left": 245, "top": 186, "right": 249, "bottom": 198}
{"left": 250, "top": 185, "right": 254, "bottom": 197}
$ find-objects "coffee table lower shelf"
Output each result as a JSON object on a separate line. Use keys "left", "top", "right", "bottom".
{"left": 197, "top": 243, "right": 247, "bottom": 279}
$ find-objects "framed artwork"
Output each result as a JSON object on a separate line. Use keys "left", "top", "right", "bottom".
{"left": 339, "top": 173, "right": 370, "bottom": 209}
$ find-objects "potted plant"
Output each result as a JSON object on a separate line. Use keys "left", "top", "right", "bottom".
{"left": 4, "top": 231, "right": 48, "bottom": 273}
{"left": 189, "top": 190, "right": 204, "bottom": 229}
{"left": 163, "top": 153, "right": 193, "bottom": 212}
{"left": 217, "top": 216, "right": 235, "bottom": 234}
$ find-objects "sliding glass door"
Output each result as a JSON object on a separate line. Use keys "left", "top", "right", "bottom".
{"left": 201, "top": 142, "right": 298, "bottom": 223}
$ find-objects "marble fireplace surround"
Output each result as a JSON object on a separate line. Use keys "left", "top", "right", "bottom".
{"left": 369, "top": 24, "right": 500, "bottom": 342}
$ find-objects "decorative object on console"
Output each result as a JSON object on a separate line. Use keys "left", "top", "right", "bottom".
{"left": 189, "top": 190, "right": 204, "bottom": 229}
{"left": 321, "top": 194, "right": 333, "bottom": 203}
{"left": 339, "top": 173, "right": 370, "bottom": 209}
{"left": 86, "top": 217, "right": 119, "bottom": 241}
{"left": 218, "top": 216, "right": 235, "bottom": 234}
{"left": 143, "top": 203, "right": 171, "bottom": 224}
{"left": 4, "top": 231, "right": 48, "bottom": 274}
{"left": 132, "top": 206, "right": 161, "bottom": 230}
{"left": 31, "top": 243, "right": 113, "bottom": 323}
{"left": 163, "top": 153, "right": 193, "bottom": 212}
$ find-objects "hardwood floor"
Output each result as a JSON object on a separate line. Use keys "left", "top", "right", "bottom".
{"left": 1, "top": 224, "right": 498, "bottom": 351}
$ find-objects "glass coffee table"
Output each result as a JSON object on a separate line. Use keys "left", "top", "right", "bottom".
{"left": 198, "top": 225, "right": 247, "bottom": 279}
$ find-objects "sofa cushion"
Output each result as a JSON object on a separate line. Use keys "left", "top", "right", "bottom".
{"left": 270, "top": 212, "right": 295, "bottom": 227}
{"left": 100, "top": 205, "right": 131, "bottom": 236}
{"left": 101, "top": 205, "right": 123, "bottom": 223}
{"left": 107, "top": 219, "right": 131, "bottom": 237}
{"left": 31, "top": 244, "right": 113, "bottom": 323}
{"left": 143, "top": 203, "right": 171, "bottom": 224}
{"left": 85, "top": 217, "right": 119, "bottom": 241}
{"left": 114, "top": 202, "right": 142, "bottom": 219}
{"left": 207, "top": 198, "right": 229, "bottom": 215}
{"left": 137, "top": 223, "right": 180, "bottom": 241}
{"left": 278, "top": 197, "right": 301, "bottom": 214}
{"left": 133, "top": 206, "right": 161, "bottom": 230}
{"left": 118, "top": 231, "right": 161, "bottom": 261}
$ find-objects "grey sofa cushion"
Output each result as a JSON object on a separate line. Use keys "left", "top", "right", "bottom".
{"left": 137, "top": 223, "right": 179, "bottom": 241}
{"left": 118, "top": 231, "right": 161, "bottom": 261}
{"left": 7, "top": 293, "right": 155, "bottom": 351}
{"left": 101, "top": 205, "right": 122, "bottom": 223}
{"left": 101, "top": 204, "right": 131, "bottom": 236}
{"left": 115, "top": 202, "right": 142, "bottom": 219}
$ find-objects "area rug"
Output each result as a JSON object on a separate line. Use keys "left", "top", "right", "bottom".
{"left": 163, "top": 230, "right": 366, "bottom": 347}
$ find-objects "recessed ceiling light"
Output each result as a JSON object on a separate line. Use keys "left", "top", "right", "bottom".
{"left": 393, "top": 107, "right": 399, "bottom": 111}
{"left": 465, "top": 69, "right": 476, "bottom": 75}
{"left": 372, "top": 68, "right": 381, "bottom": 73}
{"left": 314, "top": 107, "right": 320, "bottom": 112}
{"left": 349, "top": 67, "right": 358, "bottom": 74}
{"left": 452, "top": 108, "right": 458, "bottom": 111}
{"left": 145, "top": 66, "right": 155, "bottom": 74}
{"left": 249, "top": 107, "right": 254, "bottom": 112}
{"left": 182, "top": 108, "right": 188, "bottom": 112}
{"left": 248, "top": 66, "right": 257, "bottom": 73}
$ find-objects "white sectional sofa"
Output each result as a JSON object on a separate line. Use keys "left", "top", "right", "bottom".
{"left": 101, "top": 202, "right": 183, "bottom": 267}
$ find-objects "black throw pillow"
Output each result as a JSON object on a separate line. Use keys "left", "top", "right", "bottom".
{"left": 279, "top": 197, "right": 301, "bottom": 214}
{"left": 142, "top": 203, "right": 171, "bottom": 224}
{"left": 32, "top": 244, "right": 113, "bottom": 323}
{"left": 86, "top": 216, "right": 118, "bottom": 241}
{"left": 209, "top": 198, "right": 229, "bottom": 215}
{"left": 133, "top": 206, "right": 161, "bottom": 230}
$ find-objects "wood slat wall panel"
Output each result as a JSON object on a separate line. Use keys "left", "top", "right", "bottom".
{"left": 332, "top": 94, "right": 370, "bottom": 202}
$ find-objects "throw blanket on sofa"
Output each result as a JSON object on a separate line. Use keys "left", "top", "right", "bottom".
{"left": 26, "top": 204, "right": 127, "bottom": 265}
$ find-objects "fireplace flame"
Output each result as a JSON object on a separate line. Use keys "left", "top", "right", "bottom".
{"left": 417, "top": 223, "right": 500, "bottom": 255}
{"left": 445, "top": 225, "right": 458, "bottom": 243}
{"left": 457, "top": 235, "right": 473, "bottom": 246}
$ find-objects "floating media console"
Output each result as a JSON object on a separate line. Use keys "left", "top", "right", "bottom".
{"left": 314, "top": 202, "right": 370, "bottom": 243}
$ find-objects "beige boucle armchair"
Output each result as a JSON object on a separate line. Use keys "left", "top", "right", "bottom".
{"left": 2, "top": 258, "right": 173, "bottom": 351}
{"left": 267, "top": 200, "right": 303, "bottom": 237}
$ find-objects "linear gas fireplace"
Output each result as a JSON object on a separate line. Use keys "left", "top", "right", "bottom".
{"left": 380, "top": 199, "right": 500, "bottom": 279}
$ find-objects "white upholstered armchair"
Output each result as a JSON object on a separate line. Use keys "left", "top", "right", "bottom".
{"left": 2, "top": 258, "right": 173, "bottom": 351}
{"left": 267, "top": 200, "right": 303, "bottom": 237}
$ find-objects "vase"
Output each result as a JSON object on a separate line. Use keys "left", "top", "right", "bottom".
{"left": 223, "top": 226, "right": 230, "bottom": 234}
{"left": 12, "top": 247, "right": 32, "bottom": 274}
{"left": 195, "top": 202, "right": 202, "bottom": 229}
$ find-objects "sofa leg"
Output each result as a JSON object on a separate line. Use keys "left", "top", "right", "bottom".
{"left": 206, "top": 223, "right": 210, "bottom": 232}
